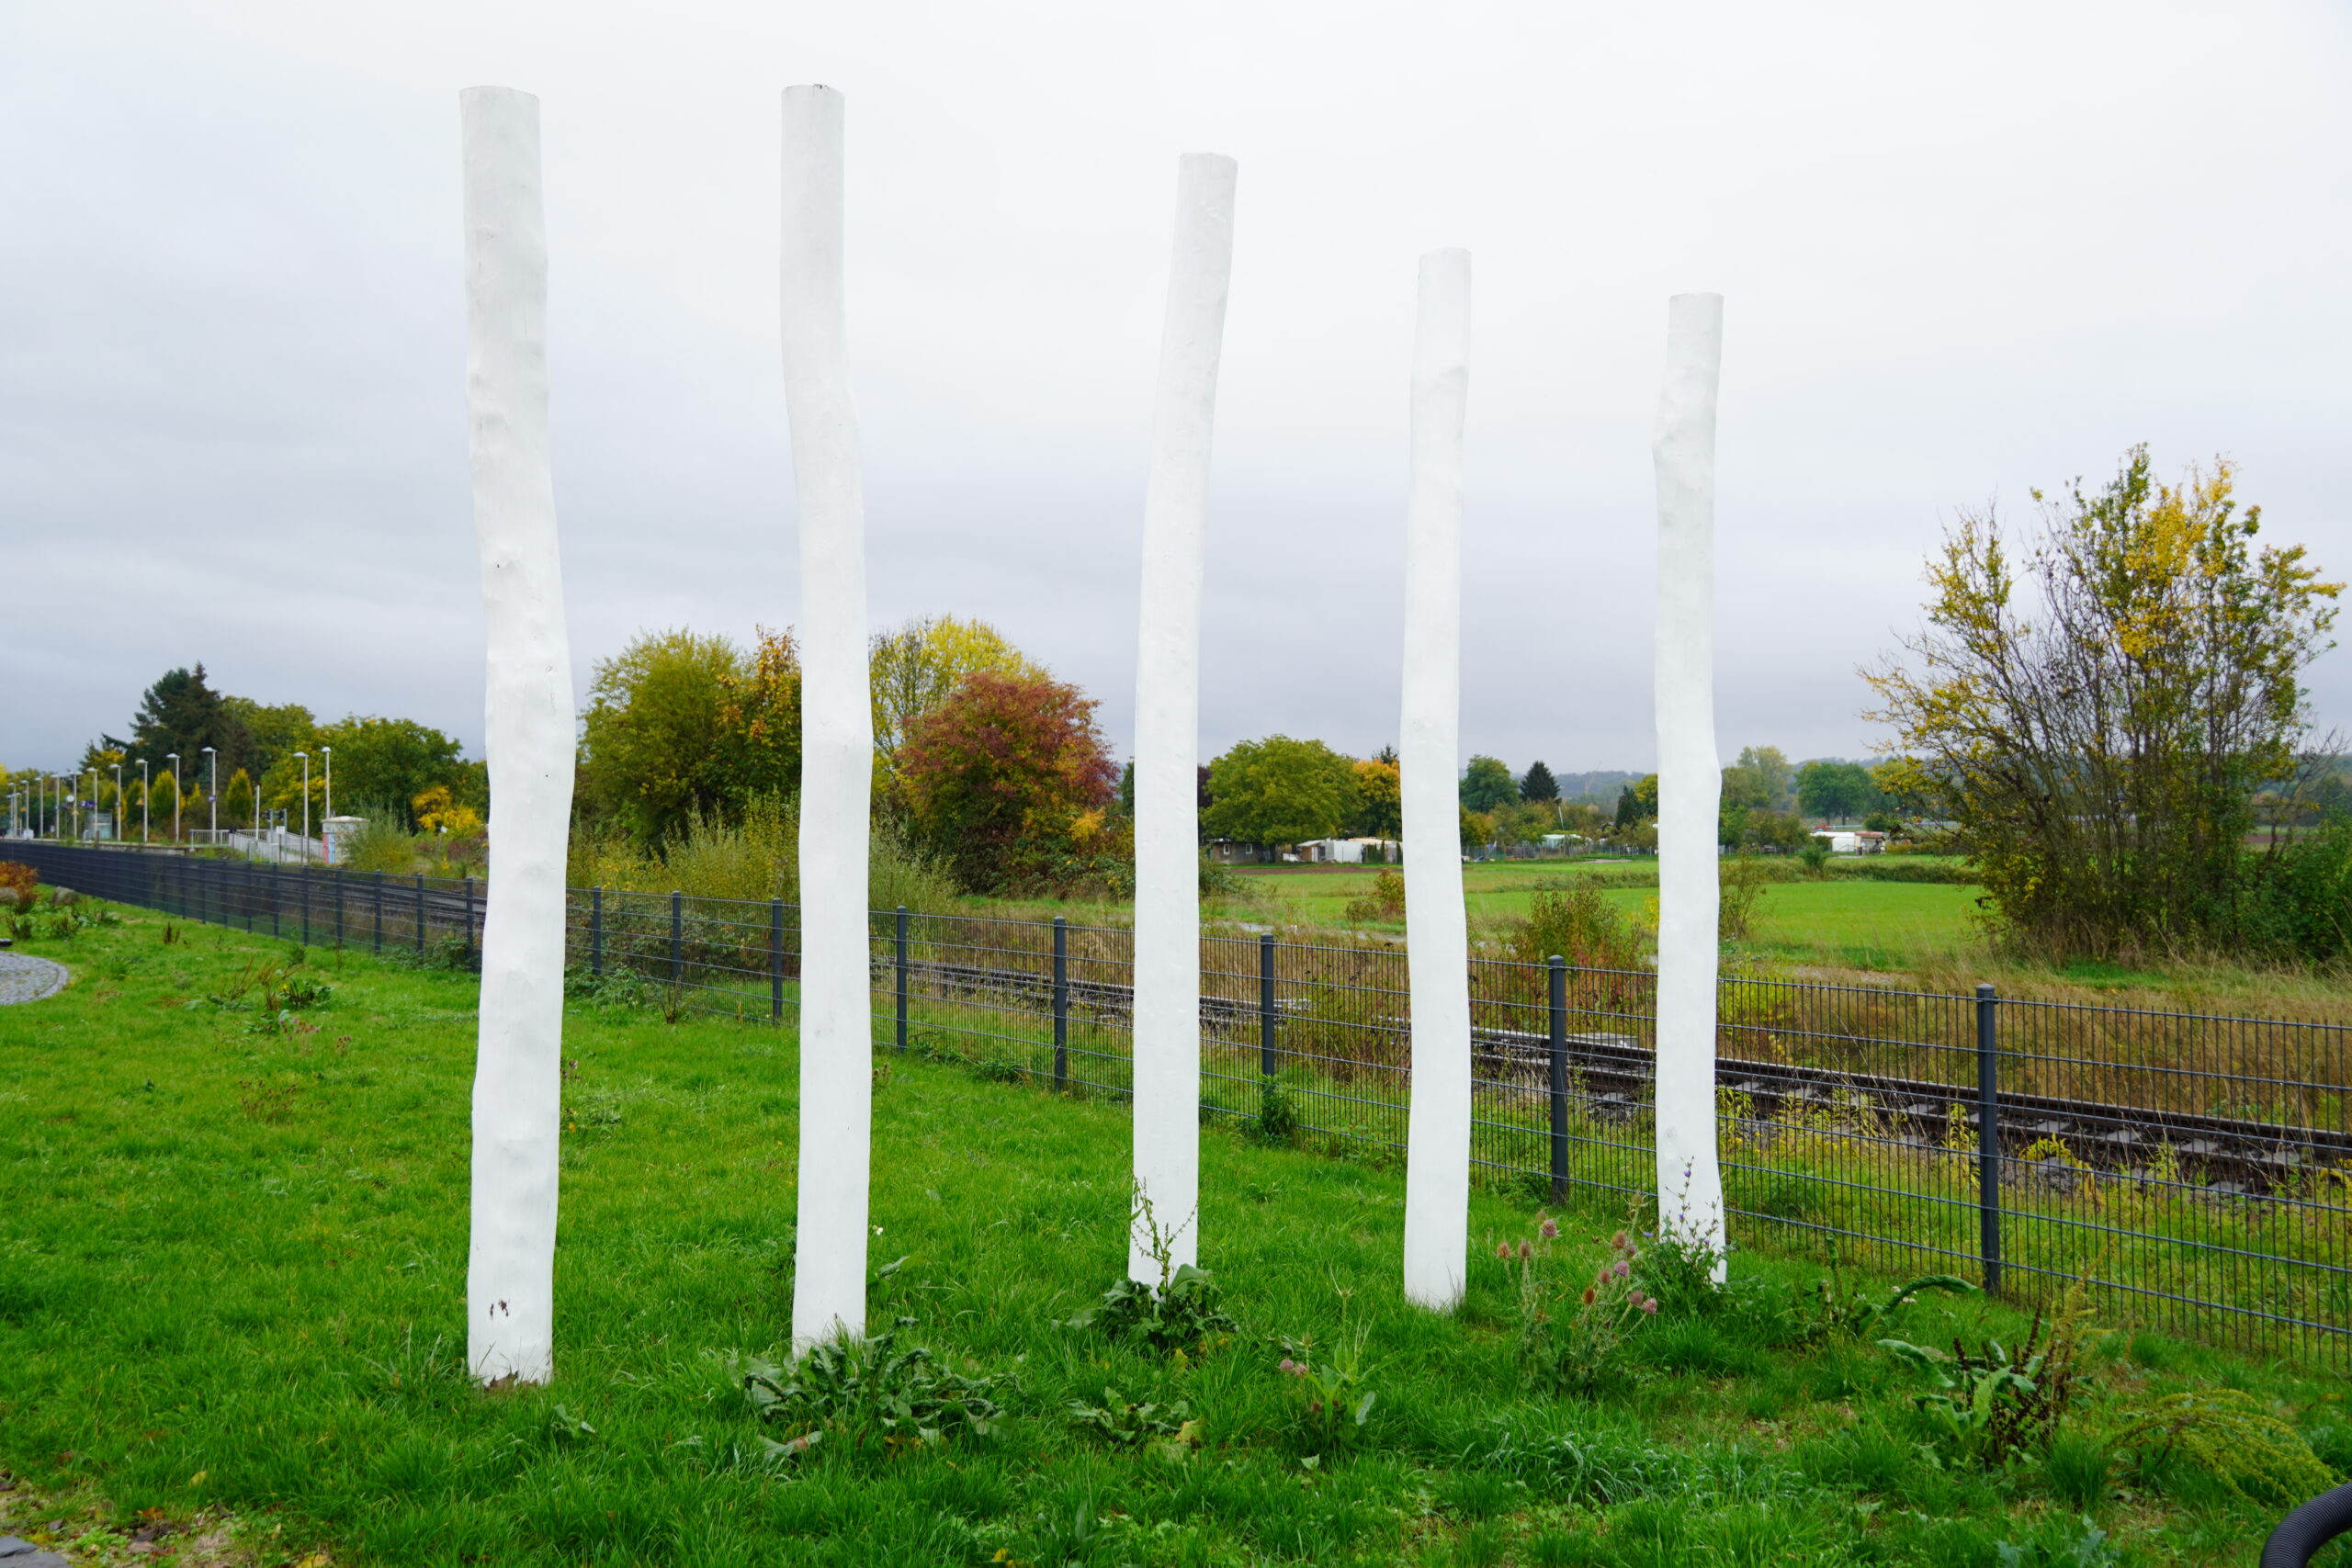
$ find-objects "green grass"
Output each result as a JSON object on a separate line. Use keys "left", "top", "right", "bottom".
{"left": 2, "top": 909, "right": 2347, "bottom": 1566}
{"left": 1737, "top": 880, "right": 1985, "bottom": 969}
{"left": 1237, "top": 861, "right": 1986, "bottom": 970}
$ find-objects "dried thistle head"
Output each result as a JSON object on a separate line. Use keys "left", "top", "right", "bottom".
{"left": 1518, "top": 1239, "right": 1533, "bottom": 1260}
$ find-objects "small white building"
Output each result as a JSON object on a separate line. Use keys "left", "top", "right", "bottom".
{"left": 1295, "top": 837, "right": 1401, "bottom": 864}
{"left": 1810, "top": 829, "right": 1888, "bottom": 854}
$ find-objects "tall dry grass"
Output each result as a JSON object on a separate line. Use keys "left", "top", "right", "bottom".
{"left": 567, "top": 793, "right": 958, "bottom": 914}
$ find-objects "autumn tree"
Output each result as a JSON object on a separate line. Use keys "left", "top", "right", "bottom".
{"left": 1203, "top": 736, "right": 1358, "bottom": 849}
{"left": 869, "top": 615, "right": 1046, "bottom": 798}
{"left": 899, "top": 671, "right": 1120, "bottom": 891}
{"left": 223, "top": 769, "right": 256, "bottom": 830}
{"left": 1343, "top": 755, "right": 1403, "bottom": 838}
{"left": 1865, "top": 448, "right": 2340, "bottom": 957}
{"left": 716, "top": 626, "right": 804, "bottom": 803}
{"left": 1614, "top": 773, "right": 1658, "bottom": 828}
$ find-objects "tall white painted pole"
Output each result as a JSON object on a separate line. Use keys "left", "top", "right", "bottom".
{"left": 1130, "top": 152, "right": 1237, "bottom": 1282}
{"left": 1652, "top": 292, "right": 1727, "bottom": 1276}
{"left": 782, "top": 85, "right": 874, "bottom": 1346}
{"left": 1400, "top": 248, "right": 1472, "bottom": 1312}
{"left": 459, "top": 85, "right": 576, "bottom": 1385}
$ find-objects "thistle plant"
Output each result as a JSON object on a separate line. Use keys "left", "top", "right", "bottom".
{"left": 1508, "top": 1214, "right": 1659, "bottom": 1393}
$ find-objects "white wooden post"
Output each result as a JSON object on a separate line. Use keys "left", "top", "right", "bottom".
{"left": 1400, "top": 248, "right": 1472, "bottom": 1311}
{"left": 1130, "top": 152, "right": 1238, "bottom": 1281}
{"left": 459, "top": 85, "right": 577, "bottom": 1385}
{"left": 781, "top": 85, "right": 876, "bottom": 1346}
{"left": 1652, "top": 292, "right": 1727, "bottom": 1277}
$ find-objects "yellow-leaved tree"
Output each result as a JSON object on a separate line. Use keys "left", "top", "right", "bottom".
{"left": 868, "top": 615, "right": 1046, "bottom": 801}
{"left": 1864, "top": 447, "right": 2339, "bottom": 959}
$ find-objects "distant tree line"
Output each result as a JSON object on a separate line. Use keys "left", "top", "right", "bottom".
{"left": 67, "top": 663, "right": 484, "bottom": 836}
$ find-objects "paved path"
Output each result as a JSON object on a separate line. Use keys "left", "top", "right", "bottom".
{"left": 0, "top": 952, "right": 68, "bottom": 1005}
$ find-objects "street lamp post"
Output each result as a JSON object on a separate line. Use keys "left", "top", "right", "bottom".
{"left": 166, "top": 754, "right": 180, "bottom": 844}
{"left": 293, "top": 751, "right": 311, "bottom": 864}
{"left": 203, "top": 746, "right": 218, "bottom": 847}
{"left": 137, "top": 760, "right": 150, "bottom": 844}
{"left": 321, "top": 746, "right": 332, "bottom": 863}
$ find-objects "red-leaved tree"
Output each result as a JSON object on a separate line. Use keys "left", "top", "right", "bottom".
{"left": 899, "top": 671, "right": 1120, "bottom": 892}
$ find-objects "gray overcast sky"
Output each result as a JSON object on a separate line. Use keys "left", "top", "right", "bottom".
{"left": 5, "top": 0, "right": 2348, "bottom": 781}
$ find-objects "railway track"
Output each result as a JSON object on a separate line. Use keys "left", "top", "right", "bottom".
{"left": 888, "top": 957, "right": 2351, "bottom": 1200}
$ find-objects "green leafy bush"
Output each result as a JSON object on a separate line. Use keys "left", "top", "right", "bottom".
{"left": 1070, "top": 1190, "right": 1240, "bottom": 1355}
{"left": 1249, "top": 1077, "right": 1299, "bottom": 1145}
{"left": 1068, "top": 1264, "right": 1237, "bottom": 1355}
{"left": 736, "top": 1318, "right": 1006, "bottom": 1457}
{"left": 1063, "top": 1388, "right": 1201, "bottom": 1461}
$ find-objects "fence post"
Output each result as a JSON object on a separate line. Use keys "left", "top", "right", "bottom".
{"left": 669, "top": 890, "right": 683, "bottom": 985}
{"left": 1548, "top": 953, "right": 1569, "bottom": 1203}
{"left": 300, "top": 865, "right": 311, "bottom": 947}
{"left": 1260, "top": 931, "right": 1277, "bottom": 1077}
{"left": 272, "top": 861, "right": 283, "bottom": 938}
{"left": 463, "top": 875, "right": 476, "bottom": 963}
{"left": 592, "top": 886, "right": 605, "bottom": 976}
{"left": 894, "top": 906, "right": 909, "bottom": 1054}
{"left": 334, "top": 868, "right": 345, "bottom": 949}
{"left": 1976, "top": 982, "right": 2002, "bottom": 1296}
{"left": 770, "top": 897, "right": 785, "bottom": 1023}
{"left": 1052, "top": 916, "right": 1069, "bottom": 1091}
{"left": 414, "top": 874, "right": 426, "bottom": 956}
{"left": 372, "top": 871, "right": 383, "bottom": 955}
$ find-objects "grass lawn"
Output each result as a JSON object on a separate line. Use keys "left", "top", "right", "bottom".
{"left": 2, "top": 908, "right": 2346, "bottom": 1566}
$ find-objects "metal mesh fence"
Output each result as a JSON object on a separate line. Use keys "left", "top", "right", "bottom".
{"left": 10, "top": 841, "right": 2347, "bottom": 1366}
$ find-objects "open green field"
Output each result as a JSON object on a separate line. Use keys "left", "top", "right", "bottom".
{"left": 1, "top": 908, "right": 2346, "bottom": 1566}
{"left": 1239, "top": 862, "right": 1985, "bottom": 969}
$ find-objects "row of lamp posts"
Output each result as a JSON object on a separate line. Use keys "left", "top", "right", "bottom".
{"left": 9, "top": 745, "right": 330, "bottom": 863}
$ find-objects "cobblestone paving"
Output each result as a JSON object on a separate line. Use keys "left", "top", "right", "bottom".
{"left": 0, "top": 952, "right": 68, "bottom": 1005}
